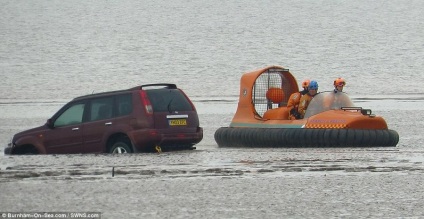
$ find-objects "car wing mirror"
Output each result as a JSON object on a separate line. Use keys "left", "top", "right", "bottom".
{"left": 46, "top": 119, "right": 54, "bottom": 129}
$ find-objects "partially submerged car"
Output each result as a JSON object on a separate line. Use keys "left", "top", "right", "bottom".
{"left": 214, "top": 66, "right": 399, "bottom": 147}
{"left": 5, "top": 84, "right": 203, "bottom": 154}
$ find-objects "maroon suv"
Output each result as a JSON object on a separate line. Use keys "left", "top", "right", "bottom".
{"left": 5, "top": 84, "right": 203, "bottom": 154}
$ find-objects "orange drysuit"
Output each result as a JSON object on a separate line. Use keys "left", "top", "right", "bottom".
{"left": 287, "top": 90, "right": 308, "bottom": 119}
{"left": 298, "top": 93, "right": 315, "bottom": 119}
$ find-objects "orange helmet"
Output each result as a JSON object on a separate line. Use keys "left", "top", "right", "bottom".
{"left": 301, "top": 79, "right": 310, "bottom": 89}
{"left": 334, "top": 77, "right": 346, "bottom": 86}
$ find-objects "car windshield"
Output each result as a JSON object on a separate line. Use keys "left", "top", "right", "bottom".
{"left": 304, "top": 92, "right": 355, "bottom": 118}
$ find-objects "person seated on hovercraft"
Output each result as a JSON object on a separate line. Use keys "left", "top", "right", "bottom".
{"left": 287, "top": 79, "right": 310, "bottom": 120}
{"left": 333, "top": 77, "right": 346, "bottom": 93}
{"left": 298, "top": 80, "right": 319, "bottom": 119}
{"left": 322, "top": 77, "right": 347, "bottom": 110}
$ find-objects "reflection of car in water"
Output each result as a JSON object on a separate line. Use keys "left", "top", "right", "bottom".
{"left": 304, "top": 92, "right": 354, "bottom": 118}
{"left": 214, "top": 66, "right": 399, "bottom": 147}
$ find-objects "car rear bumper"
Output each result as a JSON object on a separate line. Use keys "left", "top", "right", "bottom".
{"left": 129, "top": 127, "right": 203, "bottom": 152}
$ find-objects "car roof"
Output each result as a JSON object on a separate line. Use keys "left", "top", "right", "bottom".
{"left": 73, "top": 83, "right": 178, "bottom": 101}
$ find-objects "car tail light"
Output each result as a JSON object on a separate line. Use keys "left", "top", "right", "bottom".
{"left": 139, "top": 90, "right": 153, "bottom": 115}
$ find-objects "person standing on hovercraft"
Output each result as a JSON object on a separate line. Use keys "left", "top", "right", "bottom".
{"left": 298, "top": 80, "right": 319, "bottom": 119}
{"left": 287, "top": 79, "right": 310, "bottom": 120}
{"left": 333, "top": 77, "right": 346, "bottom": 93}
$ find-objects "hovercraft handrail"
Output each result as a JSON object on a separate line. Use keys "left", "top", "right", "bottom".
{"left": 341, "top": 107, "right": 374, "bottom": 116}
{"left": 341, "top": 107, "right": 363, "bottom": 111}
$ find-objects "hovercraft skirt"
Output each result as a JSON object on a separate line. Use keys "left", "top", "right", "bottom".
{"left": 214, "top": 127, "right": 399, "bottom": 147}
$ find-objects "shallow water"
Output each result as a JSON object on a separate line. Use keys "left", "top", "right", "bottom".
{"left": 1, "top": 147, "right": 424, "bottom": 218}
{"left": 1, "top": 0, "right": 424, "bottom": 218}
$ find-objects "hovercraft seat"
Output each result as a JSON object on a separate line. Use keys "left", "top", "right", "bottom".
{"left": 263, "top": 107, "right": 290, "bottom": 120}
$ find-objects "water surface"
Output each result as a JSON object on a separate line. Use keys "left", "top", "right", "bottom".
{"left": 1, "top": 0, "right": 424, "bottom": 218}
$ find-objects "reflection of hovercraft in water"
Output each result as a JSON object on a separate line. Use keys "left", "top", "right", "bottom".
{"left": 214, "top": 66, "right": 399, "bottom": 147}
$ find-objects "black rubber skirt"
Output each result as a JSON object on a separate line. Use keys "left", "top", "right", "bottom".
{"left": 214, "top": 127, "right": 399, "bottom": 147}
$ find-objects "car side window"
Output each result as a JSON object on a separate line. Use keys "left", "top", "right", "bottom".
{"left": 116, "top": 94, "right": 132, "bottom": 116}
{"left": 90, "top": 97, "right": 114, "bottom": 121}
{"left": 54, "top": 103, "right": 85, "bottom": 127}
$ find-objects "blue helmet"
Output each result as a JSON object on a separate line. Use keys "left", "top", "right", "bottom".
{"left": 308, "top": 80, "right": 318, "bottom": 90}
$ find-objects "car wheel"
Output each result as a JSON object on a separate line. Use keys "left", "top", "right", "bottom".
{"left": 109, "top": 141, "right": 132, "bottom": 154}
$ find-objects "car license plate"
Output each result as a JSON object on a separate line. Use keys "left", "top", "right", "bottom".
{"left": 169, "top": 119, "right": 187, "bottom": 126}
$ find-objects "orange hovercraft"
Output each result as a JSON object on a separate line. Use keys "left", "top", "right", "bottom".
{"left": 214, "top": 66, "right": 399, "bottom": 147}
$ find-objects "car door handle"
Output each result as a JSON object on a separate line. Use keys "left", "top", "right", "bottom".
{"left": 72, "top": 127, "right": 79, "bottom": 131}
{"left": 105, "top": 122, "right": 112, "bottom": 126}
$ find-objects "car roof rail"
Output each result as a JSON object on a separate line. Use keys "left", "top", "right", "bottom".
{"left": 74, "top": 84, "right": 178, "bottom": 100}
{"left": 133, "top": 83, "right": 177, "bottom": 90}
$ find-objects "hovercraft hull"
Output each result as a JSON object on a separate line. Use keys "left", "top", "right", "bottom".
{"left": 215, "top": 127, "right": 399, "bottom": 147}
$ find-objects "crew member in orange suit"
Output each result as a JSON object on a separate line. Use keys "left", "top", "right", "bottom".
{"left": 333, "top": 77, "right": 346, "bottom": 93}
{"left": 298, "top": 80, "right": 319, "bottom": 119}
{"left": 287, "top": 79, "right": 310, "bottom": 120}
{"left": 322, "top": 77, "right": 347, "bottom": 109}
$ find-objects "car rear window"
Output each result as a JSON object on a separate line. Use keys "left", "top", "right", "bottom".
{"left": 146, "top": 89, "right": 193, "bottom": 112}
